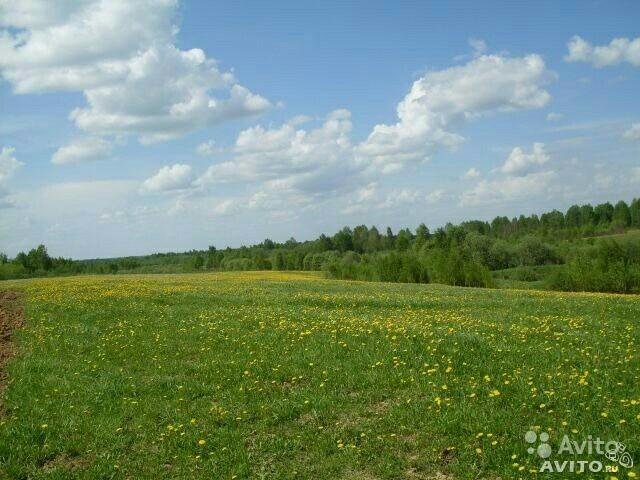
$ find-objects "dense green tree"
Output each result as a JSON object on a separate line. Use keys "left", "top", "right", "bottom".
{"left": 594, "top": 202, "right": 614, "bottom": 225}
{"left": 252, "top": 250, "right": 270, "bottom": 270}
{"left": 273, "top": 251, "right": 285, "bottom": 270}
{"left": 416, "top": 223, "right": 430, "bottom": 240}
{"left": 284, "top": 237, "right": 298, "bottom": 248}
{"left": 565, "top": 205, "right": 581, "bottom": 228}
{"left": 193, "top": 255, "right": 204, "bottom": 270}
{"left": 316, "top": 234, "right": 333, "bottom": 252}
{"left": 490, "top": 216, "right": 511, "bottom": 237}
{"left": 612, "top": 200, "right": 631, "bottom": 227}
{"left": 120, "top": 258, "right": 140, "bottom": 270}
{"left": 333, "top": 227, "right": 354, "bottom": 253}
{"left": 464, "top": 231, "right": 493, "bottom": 266}
{"left": 395, "top": 228, "right": 413, "bottom": 251}
{"left": 414, "top": 223, "right": 430, "bottom": 250}
{"left": 261, "top": 239, "right": 275, "bottom": 250}
{"left": 364, "top": 227, "right": 382, "bottom": 253}
{"left": 631, "top": 198, "right": 640, "bottom": 227}
{"left": 517, "top": 236, "right": 557, "bottom": 266}
{"left": 540, "top": 210, "right": 564, "bottom": 230}
{"left": 578, "top": 204, "right": 595, "bottom": 226}
{"left": 16, "top": 245, "right": 54, "bottom": 273}
{"left": 461, "top": 220, "right": 490, "bottom": 235}
{"left": 352, "top": 225, "right": 369, "bottom": 253}
{"left": 383, "top": 227, "right": 395, "bottom": 249}
{"left": 433, "top": 228, "right": 448, "bottom": 248}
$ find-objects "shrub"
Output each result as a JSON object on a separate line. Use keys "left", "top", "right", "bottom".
{"left": 549, "top": 238, "right": 640, "bottom": 293}
{"left": 516, "top": 236, "right": 557, "bottom": 266}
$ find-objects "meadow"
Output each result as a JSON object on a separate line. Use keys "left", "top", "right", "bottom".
{"left": 0, "top": 271, "right": 638, "bottom": 479}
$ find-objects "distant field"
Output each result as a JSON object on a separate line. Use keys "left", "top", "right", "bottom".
{"left": 0, "top": 272, "right": 638, "bottom": 479}
{"left": 584, "top": 228, "right": 640, "bottom": 240}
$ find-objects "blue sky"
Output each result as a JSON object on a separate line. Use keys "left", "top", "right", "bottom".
{"left": 1, "top": 0, "right": 639, "bottom": 258}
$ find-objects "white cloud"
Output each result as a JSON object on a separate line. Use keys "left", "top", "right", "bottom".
{"left": 461, "top": 171, "right": 556, "bottom": 207}
{"left": 51, "top": 137, "right": 112, "bottom": 165}
{"left": 565, "top": 35, "right": 640, "bottom": 68}
{"left": 0, "top": 146, "right": 24, "bottom": 208}
{"left": 0, "top": 1, "right": 175, "bottom": 93}
{"left": 195, "top": 53, "right": 553, "bottom": 215}
{"left": 463, "top": 167, "right": 480, "bottom": 179}
{"left": 140, "top": 164, "right": 194, "bottom": 193}
{"left": 342, "top": 183, "right": 445, "bottom": 214}
{"left": 0, "top": 146, "right": 23, "bottom": 182}
{"left": 357, "top": 54, "right": 553, "bottom": 173}
{"left": 353, "top": 182, "right": 377, "bottom": 203}
{"left": 546, "top": 112, "right": 564, "bottom": 122}
{"left": 198, "top": 109, "right": 356, "bottom": 194}
{"left": 32, "top": 180, "right": 139, "bottom": 218}
{"left": 379, "top": 189, "right": 422, "bottom": 209}
{"left": 469, "top": 38, "right": 487, "bottom": 57}
{"left": 196, "top": 140, "right": 220, "bottom": 156}
{"left": 462, "top": 142, "right": 556, "bottom": 207}
{"left": 500, "top": 143, "right": 550, "bottom": 176}
{"left": 425, "top": 189, "right": 445, "bottom": 204}
{"left": 212, "top": 198, "right": 236, "bottom": 216}
{"left": 631, "top": 167, "right": 640, "bottom": 183}
{"left": 99, "top": 205, "right": 158, "bottom": 224}
{"left": 0, "top": 0, "right": 271, "bottom": 143}
{"left": 453, "top": 38, "right": 488, "bottom": 62}
{"left": 623, "top": 123, "right": 640, "bottom": 141}
{"left": 0, "top": 195, "right": 16, "bottom": 209}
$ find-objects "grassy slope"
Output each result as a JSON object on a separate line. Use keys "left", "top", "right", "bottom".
{"left": 0, "top": 272, "right": 638, "bottom": 479}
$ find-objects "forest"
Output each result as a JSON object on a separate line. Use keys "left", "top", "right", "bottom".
{"left": 2, "top": 198, "right": 640, "bottom": 294}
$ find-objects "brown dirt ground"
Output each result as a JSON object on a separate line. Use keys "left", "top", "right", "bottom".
{"left": 0, "top": 290, "right": 23, "bottom": 401}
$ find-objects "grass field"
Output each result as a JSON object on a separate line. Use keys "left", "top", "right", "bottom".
{"left": 0, "top": 272, "right": 638, "bottom": 479}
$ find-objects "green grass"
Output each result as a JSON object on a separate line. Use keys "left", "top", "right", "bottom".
{"left": 583, "top": 228, "right": 640, "bottom": 241}
{"left": 491, "top": 265, "right": 563, "bottom": 290}
{"left": 0, "top": 272, "right": 638, "bottom": 479}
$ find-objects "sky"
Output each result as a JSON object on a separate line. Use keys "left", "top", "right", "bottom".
{"left": 1, "top": 0, "right": 639, "bottom": 259}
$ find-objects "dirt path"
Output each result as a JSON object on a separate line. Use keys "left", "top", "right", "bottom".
{"left": 0, "top": 290, "right": 23, "bottom": 401}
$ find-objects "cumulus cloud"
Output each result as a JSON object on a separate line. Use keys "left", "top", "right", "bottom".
{"left": 212, "top": 198, "right": 236, "bottom": 216}
{"left": 469, "top": 38, "right": 488, "bottom": 57}
{"left": 565, "top": 35, "right": 640, "bottom": 68}
{"left": 425, "top": 189, "right": 445, "bottom": 204}
{"left": 0, "top": 0, "right": 271, "bottom": 143}
{"left": 357, "top": 54, "right": 553, "bottom": 173}
{"left": 198, "top": 109, "right": 356, "bottom": 194}
{"left": 193, "top": 52, "right": 553, "bottom": 216}
{"left": 546, "top": 112, "right": 564, "bottom": 122}
{"left": 51, "top": 137, "right": 112, "bottom": 165}
{"left": 500, "top": 143, "right": 550, "bottom": 175}
{"left": 463, "top": 167, "right": 480, "bottom": 179}
{"left": 453, "top": 38, "right": 488, "bottom": 62}
{"left": 0, "top": 146, "right": 24, "bottom": 208}
{"left": 0, "top": 146, "right": 23, "bottom": 182}
{"left": 140, "top": 164, "right": 194, "bottom": 193}
{"left": 460, "top": 171, "right": 556, "bottom": 207}
{"left": 196, "top": 140, "right": 220, "bottom": 156}
{"left": 623, "top": 123, "right": 640, "bottom": 141}
{"left": 461, "top": 142, "right": 555, "bottom": 207}
{"left": 342, "top": 183, "right": 445, "bottom": 214}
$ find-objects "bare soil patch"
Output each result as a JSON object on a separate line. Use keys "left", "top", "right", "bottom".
{"left": 0, "top": 290, "right": 24, "bottom": 399}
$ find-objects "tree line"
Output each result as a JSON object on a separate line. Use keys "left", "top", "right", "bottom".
{"left": 2, "top": 198, "right": 639, "bottom": 293}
